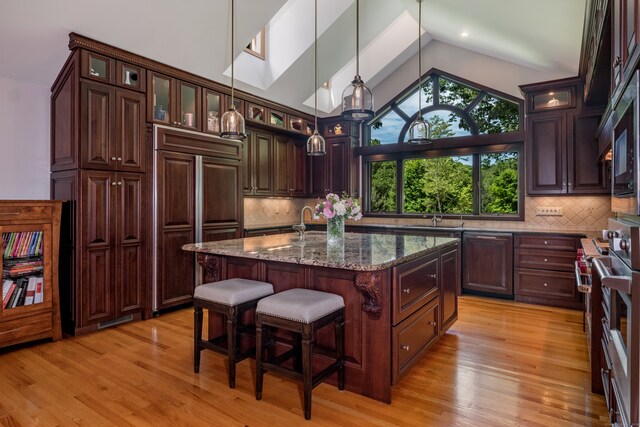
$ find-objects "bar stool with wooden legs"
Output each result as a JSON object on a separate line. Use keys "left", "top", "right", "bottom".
{"left": 194, "top": 278, "right": 274, "bottom": 388}
{"left": 255, "top": 288, "right": 345, "bottom": 420}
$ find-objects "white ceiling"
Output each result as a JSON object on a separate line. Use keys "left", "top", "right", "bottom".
{"left": 0, "top": 0, "right": 586, "bottom": 116}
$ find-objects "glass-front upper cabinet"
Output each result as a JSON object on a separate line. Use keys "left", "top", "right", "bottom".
{"left": 177, "top": 81, "right": 201, "bottom": 130}
{"left": 269, "top": 110, "right": 286, "bottom": 128}
{"left": 116, "top": 61, "right": 145, "bottom": 92}
{"left": 529, "top": 87, "right": 575, "bottom": 112}
{"left": 247, "top": 103, "right": 266, "bottom": 124}
{"left": 147, "top": 71, "right": 201, "bottom": 130}
{"left": 81, "top": 50, "right": 114, "bottom": 84}
{"left": 203, "top": 89, "right": 222, "bottom": 134}
{"left": 148, "top": 72, "right": 171, "bottom": 124}
{"left": 289, "top": 116, "right": 304, "bottom": 133}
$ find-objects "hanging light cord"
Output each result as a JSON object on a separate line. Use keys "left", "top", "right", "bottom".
{"left": 417, "top": 0, "right": 422, "bottom": 118}
{"left": 314, "top": 0, "right": 318, "bottom": 131}
{"left": 356, "top": 0, "right": 360, "bottom": 77}
{"left": 230, "top": 0, "right": 235, "bottom": 106}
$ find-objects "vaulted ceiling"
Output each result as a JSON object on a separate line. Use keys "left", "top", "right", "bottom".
{"left": 0, "top": 0, "right": 586, "bottom": 116}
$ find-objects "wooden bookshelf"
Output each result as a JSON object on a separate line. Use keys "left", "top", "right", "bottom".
{"left": 0, "top": 201, "right": 62, "bottom": 347}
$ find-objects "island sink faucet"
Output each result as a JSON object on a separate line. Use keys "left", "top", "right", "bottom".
{"left": 431, "top": 214, "right": 442, "bottom": 227}
{"left": 292, "top": 206, "right": 314, "bottom": 239}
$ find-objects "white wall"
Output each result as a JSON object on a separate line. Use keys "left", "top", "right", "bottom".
{"left": 0, "top": 77, "right": 50, "bottom": 199}
{"left": 354, "top": 39, "right": 572, "bottom": 115}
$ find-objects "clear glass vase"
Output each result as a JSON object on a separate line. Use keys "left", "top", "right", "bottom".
{"left": 326, "top": 215, "right": 345, "bottom": 244}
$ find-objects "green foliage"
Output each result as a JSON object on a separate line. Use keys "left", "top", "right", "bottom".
{"left": 480, "top": 153, "right": 518, "bottom": 214}
{"left": 469, "top": 95, "right": 519, "bottom": 134}
{"left": 403, "top": 157, "right": 473, "bottom": 214}
{"left": 370, "top": 161, "right": 396, "bottom": 212}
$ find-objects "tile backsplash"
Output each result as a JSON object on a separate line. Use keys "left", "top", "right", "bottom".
{"left": 244, "top": 196, "right": 612, "bottom": 234}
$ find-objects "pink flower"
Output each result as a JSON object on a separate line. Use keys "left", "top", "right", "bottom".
{"left": 323, "top": 205, "right": 335, "bottom": 218}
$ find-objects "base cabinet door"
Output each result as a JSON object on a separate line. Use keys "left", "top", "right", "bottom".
{"left": 440, "top": 245, "right": 459, "bottom": 333}
{"left": 463, "top": 233, "right": 514, "bottom": 296}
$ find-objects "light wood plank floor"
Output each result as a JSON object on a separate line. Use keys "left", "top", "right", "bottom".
{"left": 0, "top": 296, "right": 608, "bottom": 426}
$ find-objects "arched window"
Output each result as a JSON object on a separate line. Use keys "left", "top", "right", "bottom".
{"left": 360, "top": 70, "right": 524, "bottom": 219}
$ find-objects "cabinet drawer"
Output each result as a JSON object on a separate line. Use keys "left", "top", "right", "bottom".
{"left": 514, "top": 248, "right": 576, "bottom": 271}
{"left": 0, "top": 206, "right": 54, "bottom": 222}
{"left": 0, "top": 312, "right": 53, "bottom": 347}
{"left": 514, "top": 268, "right": 578, "bottom": 300}
{"left": 392, "top": 299, "right": 438, "bottom": 383}
{"left": 515, "top": 234, "right": 580, "bottom": 251}
{"left": 393, "top": 253, "right": 438, "bottom": 324}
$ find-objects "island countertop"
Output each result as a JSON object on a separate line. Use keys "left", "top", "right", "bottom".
{"left": 182, "top": 231, "right": 458, "bottom": 271}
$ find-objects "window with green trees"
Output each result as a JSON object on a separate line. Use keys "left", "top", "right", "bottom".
{"left": 364, "top": 70, "right": 523, "bottom": 218}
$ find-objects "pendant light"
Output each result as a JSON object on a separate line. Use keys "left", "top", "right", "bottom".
{"left": 307, "top": 0, "right": 326, "bottom": 156}
{"left": 220, "top": 0, "right": 246, "bottom": 140}
{"left": 408, "top": 0, "right": 432, "bottom": 144}
{"left": 341, "top": 0, "right": 374, "bottom": 122}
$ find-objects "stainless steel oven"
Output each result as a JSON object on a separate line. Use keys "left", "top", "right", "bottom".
{"left": 593, "top": 218, "right": 640, "bottom": 425}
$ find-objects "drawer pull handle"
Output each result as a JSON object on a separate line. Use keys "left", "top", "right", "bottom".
{"left": 401, "top": 344, "right": 410, "bottom": 351}
{"left": 428, "top": 321, "right": 437, "bottom": 326}
{"left": 428, "top": 274, "right": 437, "bottom": 279}
{"left": 403, "top": 288, "right": 411, "bottom": 294}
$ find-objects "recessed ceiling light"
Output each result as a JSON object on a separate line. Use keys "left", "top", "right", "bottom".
{"left": 460, "top": 31, "right": 469, "bottom": 38}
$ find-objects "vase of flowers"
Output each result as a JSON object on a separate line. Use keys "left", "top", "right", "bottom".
{"left": 313, "top": 193, "right": 362, "bottom": 244}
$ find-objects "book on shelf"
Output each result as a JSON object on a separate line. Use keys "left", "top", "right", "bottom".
{"left": 34, "top": 276, "right": 43, "bottom": 304}
{"left": 2, "top": 279, "right": 15, "bottom": 309}
{"left": 15, "top": 277, "right": 28, "bottom": 307}
{"left": 1, "top": 231, "right": 43, "bottom": 259}
{"left": 24, "top": 276, "right": 37, "bottom": 305}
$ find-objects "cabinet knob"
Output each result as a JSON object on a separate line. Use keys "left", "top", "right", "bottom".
{"left": 544, "top": 241, "right": 548, "bottom": 245}
{"left": 543, "top": 283, "right": 548, "bottom": 287}
{"left": 428, "top": 321, "right": 437, "bottom": 326}
{"left": 429, "top": 274, "right": 437, "bottom": 279}
{"left": 111, "top": 182, "right": 117, "bottom": 186}
{"left": 117, "top": 181, "right": 122, "bottom": 186}
{"left": 402, "top": 288, "right": 411, "bottom": 294}
{"left": 117, "top": 157, "right": 122, "bottom": 161}
{"left": 111, "top": 156, "right": 117, "bottom": 161}
{"left": 544, "top": 258, "right": 548, "bottom": 262}
{"left": 400, "top": 344, "right": 410, "bottom": 351}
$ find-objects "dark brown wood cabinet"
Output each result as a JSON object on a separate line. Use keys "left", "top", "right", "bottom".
{"left": 243, "top": 128, "right": 274, "bottom": 196}
{"left": 612, "top": 0, "right": 638, "bottom": 92}
{"left": 521, "top": 78, "right": 609, "bottom": 195}
{"left": 51, "top": 49, "right": 149, "bottom": 335}
{"left": 513, "top": 234, "right": 582, "bottom": 309}
{"left": 147, "top": 71, "right": 202, "bottom": 131}
{"left": 309, "top": 137, "right": 357, "bottom": 197}
{"left": 274, "top": 135, "right": 306, "bottom": 197}
{"left": 462, "top": 232, "right": 513, "bottom": 297}
{"left": 439, "top": 245, "right": 459, "bottom": 334}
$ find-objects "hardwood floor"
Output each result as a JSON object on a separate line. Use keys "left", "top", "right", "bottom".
{"left": 0, "top": 296, "right": 608, "bottom": 426}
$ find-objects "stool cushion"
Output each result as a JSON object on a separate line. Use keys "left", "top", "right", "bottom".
{"left": 194, "top": 279, "right": 274, "bottom": 306}
{"left": 256, "top": 288, "right": 345, "bottom": 324}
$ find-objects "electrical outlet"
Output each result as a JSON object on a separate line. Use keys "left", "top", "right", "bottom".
{"left": 535, "top": 207, "right": 563, "bottom": 216}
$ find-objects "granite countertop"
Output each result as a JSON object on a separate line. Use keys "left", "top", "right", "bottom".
{"left": 244, "top": 222, "right": 589, "bottom": 237}
{"left": 183, "top": 231, "right": 458, "bottom": 271}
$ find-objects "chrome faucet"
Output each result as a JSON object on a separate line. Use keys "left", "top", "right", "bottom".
{"left": 431, "top": 211, "right": 442, "bottom": 227}
{"left": 293, "top": 206, "right": 314, "bottom": 239}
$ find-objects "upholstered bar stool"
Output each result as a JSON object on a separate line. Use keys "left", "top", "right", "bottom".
{"left": 255, "top": 288, "right": 345, "bottom": 420}
{"left": 194, "top": 278, "right": 274, "bottom": 388}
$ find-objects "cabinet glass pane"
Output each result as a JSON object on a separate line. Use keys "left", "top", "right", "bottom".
{"left": 289, "top": 117, "right": 303, "bottom": 132}
{"left": 206, "top": 92, "right": 221, "bottom": 133}
{"left": 152, "top": 76, "right": 170, "bottom": 123}
{"left": 89, "top": 57, "right": 108, "bottom": 79}
{"left": 180, "top": 84, "right": 197, "bottom": 127}
{"left": 533, "top": 90, "right": 571, "bottom": 110}
{"left": 306, "top": 122, "right": 315, "bottom": 135}
{"left": 270, "top": 111, "right": 285, "bottom": 127}
{"left": 2, "top": 230, "right": 45, "bottom": 309}
{"left": 122, "top": 65, "right": 140, "bottom": 88}
{"left": 248, "top": 104, "right": 265, "bottom": 123}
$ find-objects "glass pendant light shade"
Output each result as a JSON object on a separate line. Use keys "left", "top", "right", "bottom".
{"left": 307, "top": 130, "right": 326, "bottom": 155}
{"left": 220, "top": 104, "right": 246, "bottom": 139}
{"left": 408, "top": 115, "right": 431, "bottom": 144}
{"left": 407, "top": 0, "right": 432, "bottom": 144}
{"left": 341, "top": 0, "right": 374, "bottom": 122}
{"left": 341, "top": 75, "right": 374, "bottom": 121}
{"left": 220, "top": 0, "right": 247, "bottom": 140}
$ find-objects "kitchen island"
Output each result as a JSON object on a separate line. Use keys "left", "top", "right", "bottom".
{"left": 183, "top": 231, "right": 459, "bottom": 402}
